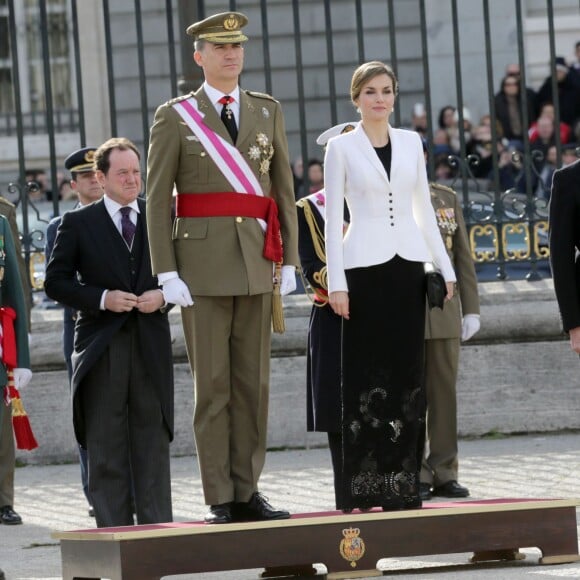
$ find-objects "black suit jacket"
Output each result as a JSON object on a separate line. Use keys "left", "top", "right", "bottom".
{"left": 44, "top": 198, "right": 174, "bottom": 446}
{"left": 549, "top": 159, "right": 580, "bottom": 332}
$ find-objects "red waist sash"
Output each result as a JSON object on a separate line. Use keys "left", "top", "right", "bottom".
{"left": 176, "top": 193, "right": 283, "bottom": 263}
{"left": 0, "top": 307, "right": 17, "bottom": 369}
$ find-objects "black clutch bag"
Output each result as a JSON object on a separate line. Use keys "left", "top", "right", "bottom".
{"left": 424, "top": 263, "right": 447, "bottom": 309}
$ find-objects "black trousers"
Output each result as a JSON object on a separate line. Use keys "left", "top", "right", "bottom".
{"left": 80, "top": 322, "right": 172, "bottom": 527}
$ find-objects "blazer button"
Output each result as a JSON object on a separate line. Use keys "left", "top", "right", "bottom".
{"left": 236, "top": 216, "right": 243, "bottom": 223}
{"left": 184, "top": 232, "right": 189, "bottom": 238}
{"left": 200, "top": 152, "right": 207, "bottom": 157}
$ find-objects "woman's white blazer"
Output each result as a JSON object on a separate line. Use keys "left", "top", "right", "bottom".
{"left": 324, "top": 122, "right": 456, "bottom": 293}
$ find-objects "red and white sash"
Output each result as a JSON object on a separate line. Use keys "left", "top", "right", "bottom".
{"left": 172, "top": 96, "right": 264, "bottom": 196}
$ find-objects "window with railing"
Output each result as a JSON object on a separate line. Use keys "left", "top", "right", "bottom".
{"left": 0, "top": 0, "right": 75, "bottom": 134}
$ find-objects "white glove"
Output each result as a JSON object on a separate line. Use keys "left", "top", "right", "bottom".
{"left": 161, "top": 277, "right": 194, "bottom": 308}
{"left": 461, "top": 314, "right": 481, "bottom": 341}
{"left": 13, "top": 368, "right": 33, "bottom": 390}
{"left": 279, "top": 265, "right": 297, "bottom": 296}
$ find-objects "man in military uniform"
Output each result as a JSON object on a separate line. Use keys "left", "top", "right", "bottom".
{"left": 420, "top": 183, "right": 480, "bottom": 500}
{"left": 0, "top": 196, "right": 31, "bottom": 326}
{"left": 146, "top": 12, "right": 298, "bottom": 524}
{"left": 45, "top": 147, "right": 102, "bottom": 517}
{"left": 0, "top": 216, "right": 32, "bottom": 526}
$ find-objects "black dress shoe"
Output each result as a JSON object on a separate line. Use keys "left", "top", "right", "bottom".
{"left": 235, "top": 492, "right": 290, "bottom": 522}
{"left": 0, "top": 566, "right": 5, "bottom": 580}
{"left": 419, "top": 482, "right": 433, "bottom": 501}
{"left": 0, "top": 505, "right": 22, "bottom": 525}
{"left": 433, "top": 480, "right": 469, "bottom": 498}
{"left": 204, "top": 502, "right": 234, "bottom": 524}
{"left": 88, "top": 506, "right": 95, "bottom": 518}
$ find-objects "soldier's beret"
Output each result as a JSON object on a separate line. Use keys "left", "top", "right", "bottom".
{"left": 187, "top": 12, "right": 248, "bottom": 44}
{"left": 64, "top": 147, "right": 97, "bottom": 173}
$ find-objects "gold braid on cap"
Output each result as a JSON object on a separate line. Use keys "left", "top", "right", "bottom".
{"left": 198, "top": 30, "right": 244, "bottom": 40}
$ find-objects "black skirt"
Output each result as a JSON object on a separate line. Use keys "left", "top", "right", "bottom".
{"left": 339, "top": 255, "right": 426, "bottom": 511}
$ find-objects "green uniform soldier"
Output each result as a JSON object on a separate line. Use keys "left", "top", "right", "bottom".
{"left": 146, "top": 12, "right": 298, "bottom": 524}
{"left": 421, "top": 183, "right": 480, "bottom": 500}
{"left": 0, "top": 216, "right": 32, "bottom": 525}
{"left": 0, "top": 197, "right": 31, "bottom": 328}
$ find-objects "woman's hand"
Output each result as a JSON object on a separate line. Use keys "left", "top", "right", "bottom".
{"left": 445, "top": 281, "right": 455, "bottom": 301}
{"left": 329, "top": 291, "right": 350, "bottom": 319}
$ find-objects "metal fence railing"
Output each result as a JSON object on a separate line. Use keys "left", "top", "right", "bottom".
{"left": 2, "top": 0, "right": 578, "bottom": 289}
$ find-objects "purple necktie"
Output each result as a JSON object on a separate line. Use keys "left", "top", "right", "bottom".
{"left": 120, "top": 206, "right": 136, "bottom": 247}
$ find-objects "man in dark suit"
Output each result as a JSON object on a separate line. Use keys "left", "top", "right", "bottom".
{"left": 45, "top": 147, "right": 102, "bottom": 517}
{"left": 549, "top": 158, "right": 580, "bottom": 352}
{"left": 45, "top": 137, "right": 174, "bottom": 528}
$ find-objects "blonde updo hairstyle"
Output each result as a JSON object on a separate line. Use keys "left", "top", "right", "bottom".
{"left": 350, "top": 61, "right": 399, "bottom": 106}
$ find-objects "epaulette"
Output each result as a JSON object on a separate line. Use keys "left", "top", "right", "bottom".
{"left": 165, "top": 93, "right": 194, "bottom": 107}
{"left": 0, "top": 197, "right": 15, "bottom": 209}
{"left": 245, "top": 90, "right": 277, "bottom": 102}
{"left": 430, "top": 182, "right": 457, "bottom": 196}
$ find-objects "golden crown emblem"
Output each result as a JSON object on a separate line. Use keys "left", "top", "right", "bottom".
{"left": 342, "top": 527, "right": 360, "bottom": 539}
{"left": 223, "top": 14, "right": 239, "bottom": 30}
{"left": 85, "top": 150, "right": 95, "bottom": 163}
{"left": 339, "top": 527, "right": 366, "bottom": 568}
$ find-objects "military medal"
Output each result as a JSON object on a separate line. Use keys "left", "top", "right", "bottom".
{"left": 249, "top": 133, "right": 275, "bottom": 175}
{"left": 248, "top": 145, "right": 261, "bottom": 160}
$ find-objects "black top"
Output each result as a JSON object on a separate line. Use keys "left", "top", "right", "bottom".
{"left": 373, "top": 141, "right": 392, "bottom": 180}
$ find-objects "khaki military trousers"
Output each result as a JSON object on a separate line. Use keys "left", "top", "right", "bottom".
{"left": 0, "top": 399, "right": 15, "bottom": 506}
{"left": 421, "top": 337, "right": 460, "bottom": 486}
{"left": 182, "top": 293, "right": 272, "bottom": 506}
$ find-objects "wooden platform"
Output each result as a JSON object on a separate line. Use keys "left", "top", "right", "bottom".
{"left": 51, "top": 498, "right": 580, "bottom": 580}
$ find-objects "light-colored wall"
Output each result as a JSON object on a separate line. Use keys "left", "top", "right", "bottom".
{"left": 19, "top": 280, "right": 580, "bottom": 465}
{"left": 3, "top": 1, "right": 580, "bottom": 183}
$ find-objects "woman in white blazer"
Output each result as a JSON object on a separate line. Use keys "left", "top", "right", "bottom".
{"left": 324, "top": 61, "right": 456, "bottom": 513}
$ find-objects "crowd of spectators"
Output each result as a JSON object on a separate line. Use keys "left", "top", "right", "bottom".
{"left": 412, "top": 48, "right": 580, "bottom": 199}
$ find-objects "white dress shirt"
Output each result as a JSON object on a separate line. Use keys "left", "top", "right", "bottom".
{"left": 203, "top": 81, "right": 241, "bottom": 126}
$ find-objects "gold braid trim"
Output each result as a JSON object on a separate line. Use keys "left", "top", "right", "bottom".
{"left": 297, "top": 199, "right": 329, "bottom": 306}
{"left": 297, "top": 199, "right": 327, "bottom": 264}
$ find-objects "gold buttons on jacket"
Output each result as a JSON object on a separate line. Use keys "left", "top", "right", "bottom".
{"left": 184, "top": 233, "right": 189, "bottom": 238}
{"left": 236, "top": 216, "right": 243, "bottom": 223}
{"left": 200, "top": 152, "right": 206, "bottom": 157}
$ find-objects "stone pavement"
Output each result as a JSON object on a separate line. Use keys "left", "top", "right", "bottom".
{"left": 2, "top": 433, "right": 580, "bottom": 579}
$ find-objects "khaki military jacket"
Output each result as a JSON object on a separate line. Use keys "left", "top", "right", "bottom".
{"left": 425, "top": 183, "right": 480, "bottom": 339}
{"left": 146, "top": 87, "right": 298, "bottom": 297}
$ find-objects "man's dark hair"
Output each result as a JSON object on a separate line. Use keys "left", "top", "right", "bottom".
{"left": 94, "top": 137, "right": 140, "bottom": 175}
